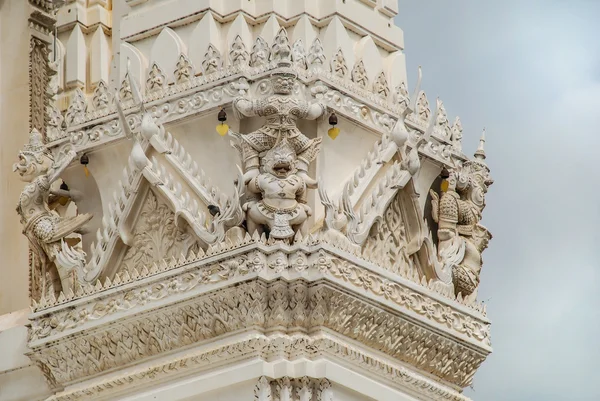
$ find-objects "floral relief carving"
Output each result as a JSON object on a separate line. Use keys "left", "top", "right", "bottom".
{"left": 146, "top": 62, "right": 167, "bottom": 92}
{"left": 434, "top": 98, "right": 451, "bottom": 140}
{"left": 174, "top": 53, "right": 195, "bottom": 83}
{"left": 229, "top": 35, "right": 250, "bottom": 67}
{"left": 47, "top": 335, "right": 472, "bottom": 401}
{"left": 92, "top": 80, "right": 111, "bottom": 110}
{"left": 46, "top": 104, "right": 64, "bottom": 141}
{"left": 307, "top": 38, "right": 326, "bottom": 68}
{"left": 351, "top": 59, "right": 369, "bottom": 89}
{"left": 373, "top": 71, "right": 390, "bottom": 98}
{"left": 30, "top": 278, "right": 486, "bottom": 389}
{"left": 362, "top": 190, "right": 413, "bottom": 274}
{"left": 416, "top": 90, "right": 431, "bottom": 122}
{"left": 30, "top": 38, "right": 49, "bottom": 137}
{"left": 119, "top": 73, "right": 133, "bottom": 101}
{"left": 65, "top": 88, "right": 87, "bottom": 126}
{"left": 393, "top": 82, "right": 410, "bottom": 111}
{"left": 271, "top": 27, "right": 292, "bottom": 63}
{"left": 330, "top": 48, "right": 348, "bottom": 78}
{"left": 292, "top": 39, "right": 308, "bottom": 70}
{"left": 450, "top": 116, "right": 463, "bottom": 151}
{"left": 251, "top": 36, "right": 270, "bottom": 68}
{"left": 120, "top": 190, "right": 200, "bottom": 275}
{"left": 202, "top": 44, "right": 223, "bottom": 74}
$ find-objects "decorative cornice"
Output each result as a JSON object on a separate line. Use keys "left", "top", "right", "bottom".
{"left": 30, "top": 238, "right": 488, "bottom": 317}
{"left": 46, "top": 334, "right": 472, "bottom": 401}
{"left": 28, "top": 242, "right": 491, "bottom": 391}
{"left": 47, "top": 64, "right": 464, "bottom": 166}
{"left": 29, "top": 278, "right": 487, "bottom": 391}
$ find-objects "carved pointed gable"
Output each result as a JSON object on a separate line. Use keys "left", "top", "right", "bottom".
{"left": 118, "top": 188, "right": 200, "bottom": 276}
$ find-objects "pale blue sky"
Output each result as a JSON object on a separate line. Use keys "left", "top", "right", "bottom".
{"left": 396, "top": 1, "right": 600, "bottom": 400}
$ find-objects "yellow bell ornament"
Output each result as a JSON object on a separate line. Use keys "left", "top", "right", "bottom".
{"left": 440, "top": 167, "right": 450, "bottom": 192}
{"left": 80, "top": 154, "right": 90, "bottom": 177}
{"left": 216, "top": 108, "right": 229, "bottom": 136}
{"left": 327, "top": 111, "right": 340, "bottom": 140}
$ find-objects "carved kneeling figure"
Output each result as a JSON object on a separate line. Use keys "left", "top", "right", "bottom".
{"left": 244, "top": 140, "right": 311, "bottom": 240}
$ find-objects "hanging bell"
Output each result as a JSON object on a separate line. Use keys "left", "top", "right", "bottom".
{"left": 80, "top": 154, "right": 90, "bottom": 177}
{"left": 440, "top": 167, "right": 450, "bottom": 192}
{"left": 327, "top": 111, "right": 340, "bottom": 140}
{"left": 216, "top": 108, "right": 229, "bottom": 136}
{"left": 58, "top": 181, "right": 70, "bottom": 206}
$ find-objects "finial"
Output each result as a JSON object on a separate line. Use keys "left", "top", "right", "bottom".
{"left": 407, "top": 65, "right": 423, "bottom": 115}
{"left": 474, "top": 128, "right": 486, "bottom": 161}
{"left": 126, "top": 57, "right": 145, "bottom": 112}
{"left": 422, "top": 96, "right": 440, "bottom": 141}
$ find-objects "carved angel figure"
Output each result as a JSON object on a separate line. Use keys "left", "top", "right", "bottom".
{"left": 14, "top": 130, "right": 91, "bottom": 296}
{"left": 244, "top": 140, "right": 311, "bottom": 239}
{"left": 232, "top": 63, "right": 326, "bottom": 186}
{"left": 430, "top": 161, "right": 493, "bottom": 298}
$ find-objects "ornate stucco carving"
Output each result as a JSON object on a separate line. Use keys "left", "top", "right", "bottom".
{"left": 146, "top": 62, "right": 167, "bottom": 92}
{"left": 30, "top": 38, "right": 51, "bottom": 137}
{"left": 174, "top": 53, "right": 195, "bottom": 84}
{"left": 330, "top": 48, "right": 348, "bottom": 78}
{"left": 64, "top": 88, "right": 87, "bottom": 127}
{"left": 230, "top": 35, "right": 250, "bottom": 68}
{"left": 29, "top": 277, "right": 488, "bottom": 389}
{"left": 373, "top": 71, "right": 390, "bottom": 98}
{"left": 307, "top": 38, "right": 326, "bottom": 68}
{"left": 351, "top": 59, "right": 369, "bottom": 89}
{"left": 292, "top": 39, "right": 308, "bottom": 70}
{"left": 253, "top": 376, "right": 332, "bottom": 401}
{"left": 231, "top": 56, "right": 326, "bottom": 239}
{"left": 451, "top": 116, "right": 463, "bottom": 151}
{"left": 14, "top": 130, "right": 91, "bottom": 299}
{"left": 22, "top": 9, "right": 495, "bottom": 400}
{"left": 202, "top": 44, "right": 223, "bottom": 74}
{"left": 91, "top": 80, "right": 111, "bottom": 110}
{"left": 251, "top": 36, "right": 271, "bottom": 68}
{"left": 430, "top": 133, "right": 493, "bottom": 299}
{"left": 120, "top": 190, "right": 200, "bottom": 275}
{"left": 46, "top": 335, "right": 473, "bottom": 401}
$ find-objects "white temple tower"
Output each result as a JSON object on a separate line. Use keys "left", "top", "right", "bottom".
{"left": 0, "top": 1, "right": 493, "bottom": 400}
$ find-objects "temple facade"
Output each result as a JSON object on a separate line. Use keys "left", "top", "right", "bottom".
{"left": 0, "top": 1, "right": 493, "bottom": 400}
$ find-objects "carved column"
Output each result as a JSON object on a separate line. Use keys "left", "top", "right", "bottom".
{"left": 28, "top": 1, "right": 58, "bottom": 139}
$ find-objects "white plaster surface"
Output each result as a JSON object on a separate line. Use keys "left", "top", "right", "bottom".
{"left": 0, "top": 0, "right": 32, "bottom": 315}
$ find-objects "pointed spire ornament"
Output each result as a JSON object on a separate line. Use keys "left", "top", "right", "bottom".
{"left": 474, "top": 128, "right": 487, "bottom": 162}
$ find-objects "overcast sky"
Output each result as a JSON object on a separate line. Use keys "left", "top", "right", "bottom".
{"left": 396, "top": 1, "right": 600, "bottom": 400}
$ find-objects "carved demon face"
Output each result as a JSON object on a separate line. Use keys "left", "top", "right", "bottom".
{"left": 456, "top": 161, "right": 493, "bottom": 211}
{"left": 273, "top": 75, "right": 295, "bottom": 95}
{"left": 262, "top": 141, "right": 297, "bottom": 178}
{"left": 13, "top": 151, "right": 52, "bottom": 183}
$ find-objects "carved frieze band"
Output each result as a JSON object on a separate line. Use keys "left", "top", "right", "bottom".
{"left": 29, "top": 278, "right": 487, "bottom": 391}
{"left": 49, "top": 68, "right": 458, "bottom": 165}
{"left": 29, "top": 246, "right": 490, "bottom": 346}
{"left": 46, "top": 334, "right": 472, "bottom": 401}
